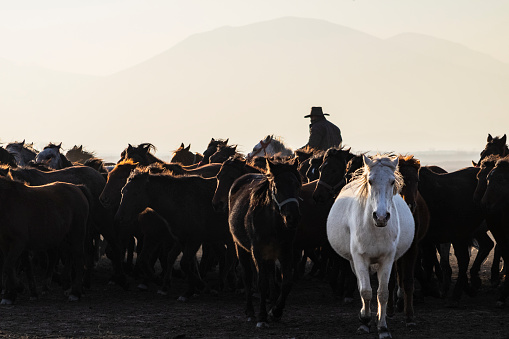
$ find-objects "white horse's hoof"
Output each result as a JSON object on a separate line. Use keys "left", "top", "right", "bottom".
{"left": 177, "top": 296, "right": 188, "bottom": 302}
{"left": 256, "top": 322, "right": 269, "bottom": 328}
{"left": 137, "top": 284, "right": 148, "bottom": 291}
{"left": 68, "top": 295, "right": 80, "bottom": 302}
{"left": 378, "top": 327, "right": 392, "bottom": 339}
{"left": 1, "top": 299, "right": 13, "bottom": 305}
{"left": 157, "top": 289, "right": 168, "bottom": 296}
{"left": 357, "top": 324, "right": 370, "bottom": 334}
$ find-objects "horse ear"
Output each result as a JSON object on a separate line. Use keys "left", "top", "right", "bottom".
{"left": 472, "top": 160, "right": 478, "bottom": 167}
{"left": 180, "top": 143, "right": 185, "bottom": 148}
{"left": 487, "top": 134, "right": 493, "bottom": 142}
{"left": 390, "top": 157, "right": 399, "bottom": 169}
{"left": 501, "top": 134, "right": 507, "bottom": 144}
{"left": 78, "top": 145, "right": 82, "bottom": 151}
{"left": 265, "top": 157, "right": 274, "bottom": 173}
{"left": 185, "top": 144, "right": 191, "bottom": 151}
{"left": 57, "top": 142, "right": 62, "bottom": 149}
{"left": 225, "top": 138, "right": 229, "bottom": 144}
{"left": 21, "top": 139, "right": 25, "bottom": 146}
{"left": 362, "top": 154, "right": 373, "bottom": 167}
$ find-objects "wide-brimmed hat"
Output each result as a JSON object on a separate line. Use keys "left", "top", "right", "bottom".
{"left": 304, "top": 106, "right": 330, "bottom": 118}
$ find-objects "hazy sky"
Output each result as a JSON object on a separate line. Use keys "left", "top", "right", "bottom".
{"left": 1, "top": 0, "right": 508, "bottom": 75}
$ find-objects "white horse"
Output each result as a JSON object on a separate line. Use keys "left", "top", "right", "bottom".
{"left": 327, "top": 154, "right": 415, "bottom": 339}
{"left": 246, "top": 135, "right": 294, "bottom": 160}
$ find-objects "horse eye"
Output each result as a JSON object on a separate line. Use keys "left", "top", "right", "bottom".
{"left": 390, "top": 180, "right": 395, "bottom": 186}
{"left": 368, "top": 179, "right": 373, "bottom": 185}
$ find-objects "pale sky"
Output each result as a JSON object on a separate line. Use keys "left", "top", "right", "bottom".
{"left": 1, "top": 0, "right": 508, "bottom": 75}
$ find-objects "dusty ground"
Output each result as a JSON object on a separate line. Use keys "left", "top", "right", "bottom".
{"left": 0, "top": 248, "right": 507, "bottom": 339}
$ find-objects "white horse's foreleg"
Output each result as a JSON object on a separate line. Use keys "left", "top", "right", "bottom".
{"left": 352, "top": 257, "right": 372, "bottom": 333}
{"left": 376, "top": 259, "right": 394, "bottom": 339}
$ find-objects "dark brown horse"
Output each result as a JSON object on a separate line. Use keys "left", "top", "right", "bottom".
{"left": 201, "top": 138, "right": 229, "bottom": 165}
{"left": 170, "top": 143, "right": 204, "bottom": 166}
{"left": 115, "top": 169, "right": 235, "bottom": 301}
{"left": 418, "top": 166, "right": 485, "bottom": 303}
{"left": 311, "top": 147, "right": 354, "bottom": 204}
{"left": 118, "top": 143, "right": 165, "bottom": 165}
{"left": 65, "top": 145, "right": 96, "bottom": 164}
{"left": 6, "top": 165, "right": 126, "bottom": 288}
{"left": 0, "top": 176, "right": 89, "bottom": 304}
{"left": 474, "top": 134, "right": 508, "bottom": 166}
{"left": 209, "top": 144, "right": 241, "bottom": 164}
{"left": 0, "top": 146, "right": 17, "bottom": 167}
{"left": 228, "top": 159, "right": 302, "bottom": 327}
{"left": 391, "top": 155, "right": 430, "bottom": 325}
{"left": 480, "top": 156, "right": 509, "bottom": 307}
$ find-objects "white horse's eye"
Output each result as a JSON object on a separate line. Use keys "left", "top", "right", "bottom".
{"left": 390, "top": 180, "right": 395, "bottom": 186}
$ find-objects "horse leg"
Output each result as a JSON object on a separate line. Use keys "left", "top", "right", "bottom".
{"left": 470, "top": 230, "right": 494, "bottom": 291}
{"left": 1, "top": 244, "right": 25, "bottom": 305}
{"left": 398, "top": 243, "right": 419, "bottom": 326}
{"left": 177, "top": 241, "right": 205, "bottom": 301}
{"left": 450, "top": 241, "right": 471, "bottom": 305}
{"left": 490, "top": 243, "right": 502, "bottom": 287}
{"left": 376, "top": 259, "right": 395, "bottom": 339}
{"left": 69, "top": 235, "right": 85, "bottom": 302}
{"left": 387, "top": 262, "right": 397, "bottom": 318}
{"left": 237, "top": 245, "right": 255, "bottom": 321}
{"left": 254, "top": 258, "right": 273, "bottom": 328}
{"left": 352, "top": 256, "right": 372, "bottom": 334}
{"left": 158, "top": 242, "right": 182, "bottom": 295}
{"left": 19, "top": 251, "right": 38, "bottom": 301}
{"left": 269, "top": 245, "right": 294, "bottom": 321}
{"left": 438, "top": 243, "right": 452, "bottom": 298}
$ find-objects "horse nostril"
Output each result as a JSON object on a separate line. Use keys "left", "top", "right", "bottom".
{"left": 372, "top": 211, "right": 377, "bottom": 220}
{"left": 386, "top": 212, "right": 391, "bottom": 221}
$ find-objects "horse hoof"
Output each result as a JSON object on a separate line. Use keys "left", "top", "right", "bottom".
{"left": 256, "top": 322, "right": 269, "bottom": 328}
{"left": 357, "top": 324, "right": 370, "bottom": 334}
{"left": 177, "top": 296, "right": 188, "bottom": 302}
{"left": 1, "top": 299, "right": 13, "bottom": 305}
{"left": 137, "top": 284, "right": 148, "bottom": 291}
{"left": 68, "top": 295, "right": 80, "bottom": 302}
{"left": 268, "top": 308, "right": 283, "bottom": 322}
{"left": 247, "top": 316, "right": 255, "bottom": 322}
{"left": 157, "top": 289, "right": 168, "bottom": 296}
{"left": 378, "top": 327, "right": 392, "bottom": 339}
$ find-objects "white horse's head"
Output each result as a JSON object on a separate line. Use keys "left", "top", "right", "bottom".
{"left": 247, "top": 135, "right": 293, "bottom": 160}
{"left": 35, "top": 143, "right": 62, "bottom": 169}
{"left": 358, "top": 154, "right": 403, "bottom": 227}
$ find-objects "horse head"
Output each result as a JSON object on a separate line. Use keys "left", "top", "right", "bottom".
{"left": 266, "top": 158, "right": 302, "bottom": 229}
{"left": 312, "top": 147, "right": 351, "bottom": 204}
{"left": 359, "top": 154, "right": 403, "bottom": 227}
{"left": 398, "top": 155, "right": 421, "bottom": 213}
{"left": 481, "top": 156, "right": 509, "bottom": 213}
{"left": 474, "top": 154, "right": 500, "bottom": 205}
{"left": 478, "top": 134, "right": 508, "bottom": 164}
{"left": 34, "top": 143, "right": 63, "bottom": 169}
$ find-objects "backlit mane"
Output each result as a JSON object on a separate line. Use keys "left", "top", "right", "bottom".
{"left": 398, "top": 154, "right": 421, "bottom": 170}
{"left": 351, "top": 154, "right": 404, "bottom": 201}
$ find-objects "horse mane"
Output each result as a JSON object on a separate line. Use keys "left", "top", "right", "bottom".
{"left": 249, "top": 159, "right": 301, "bottom": 210}
{"left": 7, "top": 141, "right": 38, "bottom": 153}
{"left": 480, "top": 154, "right": 501, "bottom": 169}
{"left": 351, "top": 154, "right": 404, "bottom": 201}
{"left": 495, "top": 155, "right": 509, "bottom": 169}
{"left": 398, "top": 154, "right": 421, "bottom": 170}
{"left": 266, "top": 135, "right": 293, "bottom": 155}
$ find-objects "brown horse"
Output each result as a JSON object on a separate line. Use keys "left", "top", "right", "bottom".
{"left": 0, "top": 146, "right": 17, "bottom": 167}
{"left": 66, "top": 145, "right": 96, "bottom": 164}
{"left": 115, "top": 169, "right": 235, "bottom": 301}
{"left": 6, "top": 165, "right": 125, "bottom": 288}
{"left": 227, "top": 158, "right": 302, "bottom": 327}
{"left": 170, "top": 143, "right": 204, "bottom": 166}
{"left": 391, "top": 155, "right": 430, "bottom": 326}
{"left": 118, "top": 143, "right": 165, "bottom": 165}
{"left": 201, "top": 138, "right": 229, "bottom": 165}
{"left": 5, "top": 140, "right": 38, "bottom": 167}
{"left": 474, "top": 134, "right": 508, "bottom": 166}
{"left": 33, "top": 143, "right": 74, "bottom": 170}
{"left": 480, "top": 156, "right": 509, "bottom": 307}
{"left": 209, "top": 144, "right": 241, "bottom": 164}
{"left": 0, "top": 175, "right": 89, "bottom": 304}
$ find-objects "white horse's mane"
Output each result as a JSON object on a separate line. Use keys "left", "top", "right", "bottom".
{"left": 351, "top": 154, "right": 404, "bottom": 201}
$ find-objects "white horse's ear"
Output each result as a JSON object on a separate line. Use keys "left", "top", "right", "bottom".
{"left": 390, "top": 157, "right": 398, "bottom": 169}
{"left": 363, "top": 154, "right": 373, "bottom": 167}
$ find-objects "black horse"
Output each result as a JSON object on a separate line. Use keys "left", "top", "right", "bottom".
{"left": 114, "top": 169, "right": 235, "bottom": 300}
{"left": 228, "top": 158, "right": 302, "bottom": 327}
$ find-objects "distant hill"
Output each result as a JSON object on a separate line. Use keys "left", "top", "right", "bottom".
{"left": 1, "top": 17, "right": 508, "bottom": 156}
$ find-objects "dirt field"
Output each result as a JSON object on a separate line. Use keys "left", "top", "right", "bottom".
{"left": 0, "top": 248, "right": 507, "bottom": 339}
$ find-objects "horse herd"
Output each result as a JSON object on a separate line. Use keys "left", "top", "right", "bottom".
{"left": 0, "top": 134, "right": 508, "bottom": 339}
